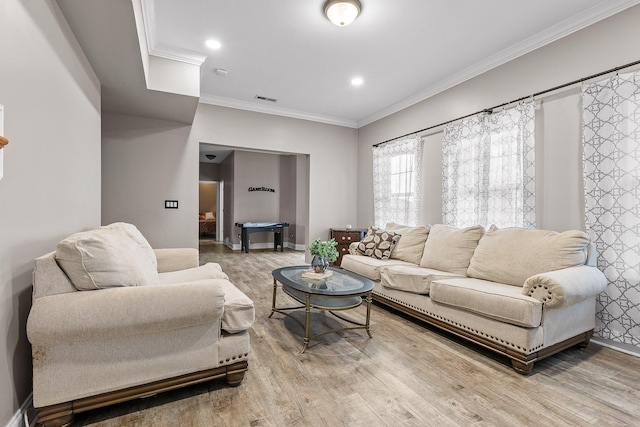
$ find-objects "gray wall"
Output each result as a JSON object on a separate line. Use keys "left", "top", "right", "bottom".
{"left": 198, "top": 182, "right": 217, "bottom": 214}
{"left": 190, "top": 104, "right": 359, "bottom": 249}
{"left": 357, "top": 5, "right": 640, "bottom": 231}
{"left": 222, "top": 151, "right": 299, "bottom": 248}
{"left": 0, "top": 1, "right": 101, "bottom": 423}
{"left": 199, "top": 162, "right": 221, "bottom": 181}
{"left": 102, "top": 112, "right": 198, "bottom": 248}
{"left": 231, "top": 150, "right": 283, "bottom": 247}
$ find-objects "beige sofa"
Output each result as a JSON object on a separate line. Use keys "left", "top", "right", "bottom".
{"left": 341, "top": 223, "right": 607, "bottom": 374}
{"left": 26, "top": 223, "right": 254, "bottom": 427}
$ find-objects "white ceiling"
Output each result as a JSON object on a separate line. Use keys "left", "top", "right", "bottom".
{"left": 142, "top": 0, "right": 639, "bottom": 128}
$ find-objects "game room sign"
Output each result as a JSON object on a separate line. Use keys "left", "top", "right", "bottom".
{"left": 248, "top": 186, "right": 275, "bottom": 193}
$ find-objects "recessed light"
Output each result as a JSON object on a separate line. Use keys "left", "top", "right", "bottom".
{"left": 351, "top": 77, "right": 364, "bottom": 86}
{"left": 205, "top": 39, "right": 221, "bottom": 50}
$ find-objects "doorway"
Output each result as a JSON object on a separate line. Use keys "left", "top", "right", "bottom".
{"left": 199, "top": 180, "right": 222, "bottom": 242}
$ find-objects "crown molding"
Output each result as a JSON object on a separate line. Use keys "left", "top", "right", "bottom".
{"left": 140, "top": 0, "right": 156, "bottom": 58}
{"left": 141, "top": 0, "right": 640, "bottom": 128}
{"left": 199, "top": 94, "right": 359, "bottom": 128}
{"left": 148, "top": 46, "right": 207, "bottom": 66}
{"left": 140, "top": 0, "right": 206, "bottom": 66}
{"left": 357, "top": 0, "right": 640, "bottom": 127}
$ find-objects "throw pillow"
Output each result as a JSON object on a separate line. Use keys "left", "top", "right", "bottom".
{"left": 467, "top": 225, "right": 590, "bottom": 286}
{"left": 56, "top": 227, "right": 160, "bottom": 290}
{"left": 385, "top": 222, "right": 431, "bottom": 264}
{"left": 356, "top": 227, "right": 400, "bottom": 260}
{"left": 205, "top": 211, "right": 215, "bottom": 220}
{"left": 419, "top": 224, "right": 484, "bottom": 275}
{"left": 101, "top": 222, "right": 158, "bottom": 269}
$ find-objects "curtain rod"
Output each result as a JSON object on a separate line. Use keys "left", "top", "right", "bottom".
{"left": 373, "top": 58, "right": 640, "bottom": 148}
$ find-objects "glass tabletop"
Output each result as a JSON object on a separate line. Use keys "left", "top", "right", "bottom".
{"left": 272, "top": 266, "right": 374, "bottom": 296}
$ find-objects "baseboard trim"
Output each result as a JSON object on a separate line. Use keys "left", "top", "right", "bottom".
{"left": 8, "top": 393, "right": 32, "bottom": 427}
{"left": 591, "top": 337, "right": 640, "bottom": 358}
{"left": 226, "top": 242, "right": 304, "bottom": 252}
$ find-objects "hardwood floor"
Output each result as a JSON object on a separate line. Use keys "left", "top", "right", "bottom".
{"left": 73, "top": 243, "right": 640, "bottom": 426}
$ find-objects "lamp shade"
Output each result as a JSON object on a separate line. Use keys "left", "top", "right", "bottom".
{"left": 323, "top": 0, "right": 361, "bottom": 27}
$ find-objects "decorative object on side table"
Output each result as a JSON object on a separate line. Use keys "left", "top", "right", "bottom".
{"left": 307, "top": 238, "right": 338, "bottom": 273}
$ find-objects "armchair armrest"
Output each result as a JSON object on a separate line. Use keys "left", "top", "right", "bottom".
{"left": 523, "top": 265, "right": 607, "bottom": 308}
{"left": 154, "top": 248, "right": 199, "bottom": 272}
{"left": 27, "top": 281, "right": 224, "bottom": 345}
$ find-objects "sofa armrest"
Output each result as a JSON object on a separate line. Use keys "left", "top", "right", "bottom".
{"left": 154, "top": 248, "right": 199, "bottom": 272}
{"left": 522, "top": 265, "right": 607, "bottom": 308}
{"left": 27, "top": 281, "right": 224, "bottom": 346}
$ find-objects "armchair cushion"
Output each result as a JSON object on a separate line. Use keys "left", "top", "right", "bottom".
{"left": 211, "top": 279, "right": 255, "bottom": 333}
{"left": 56, "top": 227, "right": 159, "bottom": 290}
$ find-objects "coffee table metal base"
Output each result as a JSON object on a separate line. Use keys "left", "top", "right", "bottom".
{"left": 269, "top": 280, "right": 373, "bottom": 353}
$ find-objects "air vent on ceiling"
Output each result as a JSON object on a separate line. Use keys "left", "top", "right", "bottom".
{"left": 254, "top": 95, "right": 277, "bottom": 103}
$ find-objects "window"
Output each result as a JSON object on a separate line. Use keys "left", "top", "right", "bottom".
{"left": 373, "top": 136, "right": 422, "bottom": 227}
{"left": 442, "top": 103, "right": 535, "bottom": 228}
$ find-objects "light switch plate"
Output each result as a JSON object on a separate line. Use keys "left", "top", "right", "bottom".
{"left": 165, "top": 200, "right": 178, "bottom": 209}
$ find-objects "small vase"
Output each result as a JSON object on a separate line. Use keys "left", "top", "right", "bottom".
{"left": 311, "top": 255, "right": 329, "bottom": 273}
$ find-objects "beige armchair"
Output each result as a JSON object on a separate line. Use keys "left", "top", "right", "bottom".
{"left": 27, "top": 223, "right": 254, "bottom": 427}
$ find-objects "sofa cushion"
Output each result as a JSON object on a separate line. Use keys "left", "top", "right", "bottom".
{"left": 341, "top": 254, "right": 414, "bottom": 281}
{"left": 385, "top": 223, "right": 430, "bottom": 264}
{"left": 211, "top": 279, "right": 255, "bottom": 333}
{"left": 419, "top": 224, "right": 484, "bottom": 275}
{"left": 467, "top": 226, "right": 590, "bottom": 286}
{"left": 102, "top": 222, "right": 157, "bottom": 270}
{"left": 430, "top": 277, "right": 543, "bottom": 328}
{"left": 380, "top": 265, "right": 462, "bottom": 294}
{"left": 356, "top": 227, "right": 401, "bottom": 260}
{"left": 158, "top": 262, "right": 228, "bottom": 284}
{"left": 56, "top": 227, "right": 159, "bottom": 290}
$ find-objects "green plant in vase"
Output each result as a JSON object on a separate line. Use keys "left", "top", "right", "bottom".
{"left": 307, "top": 238, "right": 339, "bottom": 273}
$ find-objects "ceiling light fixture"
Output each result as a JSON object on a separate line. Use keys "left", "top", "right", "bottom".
{"left": 205, "top": 154, "right": 217, "bottom": 160}
{"left": 205, "top": 39, "right": 221, "bottom": 50}
{"left": 323, "top": 0, "right": 361, "bottom": 27}
{"left": 351, "top": 77, "right": 364, "bottom": 86}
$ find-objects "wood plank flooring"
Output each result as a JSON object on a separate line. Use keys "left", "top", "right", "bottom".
{"left": 73, "top": 242, "right": 640, "bottom": 426}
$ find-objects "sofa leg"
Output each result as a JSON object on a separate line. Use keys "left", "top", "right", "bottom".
{"left": 577, "top": 337, "right": 591, "bottom": 349}
{"left": 225, "top": 370, "right": 246, "bottom": 387}
{"left": 511, "top": 359, "right": 534, "bottom": 375}
{"left": 224, "top": 360, "right": 248, "bottom": 387}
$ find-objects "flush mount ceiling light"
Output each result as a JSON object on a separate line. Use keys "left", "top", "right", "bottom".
{"left": 323, "top": 0, "right": 361, "bottom": 27}
{"left": 205, "top": 39, "right": 221, "bottom": 50}
{"left": 205, "top": 154, "right": 217, "bottom": 160}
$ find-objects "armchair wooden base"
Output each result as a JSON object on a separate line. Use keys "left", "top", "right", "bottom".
{"left": 28, "top": 361, "right": 248, "bottom": 427}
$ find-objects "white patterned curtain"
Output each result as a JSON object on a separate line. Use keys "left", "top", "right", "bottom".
{"left": 583, "top": 72, "right": 640, "bottom": 347}
{"left": 442, "top": 102, "right": 536, "bottom": 228}
{"left": 373, "top": 136, "right": 422, "bottom": 227}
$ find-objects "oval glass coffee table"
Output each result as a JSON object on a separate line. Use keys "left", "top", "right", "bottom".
{"left": 270, "top": 265, "right": 374, "bottom": 353}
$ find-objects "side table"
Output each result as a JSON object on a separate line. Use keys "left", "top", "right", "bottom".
{"left": 330, "top": 228, "right": 367, "bottom": 267}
